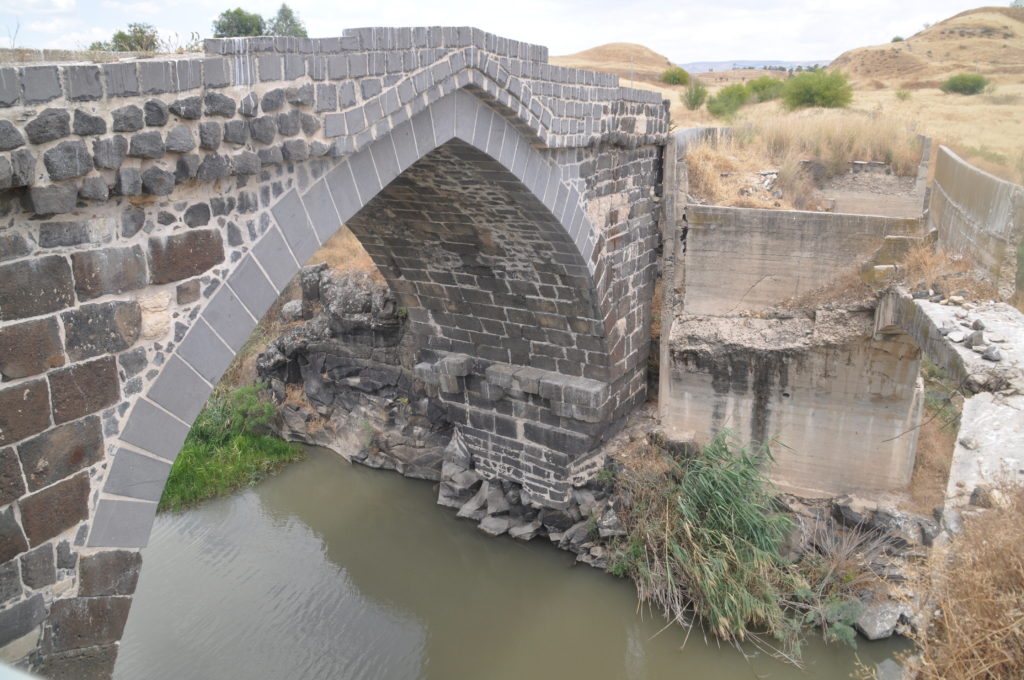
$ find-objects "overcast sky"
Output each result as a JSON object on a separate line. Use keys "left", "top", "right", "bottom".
{"left": 2, "top": 1, "right": 991, "bottom": 62}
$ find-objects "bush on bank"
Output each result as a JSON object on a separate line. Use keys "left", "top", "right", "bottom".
{"left": 782, "top": 70, "right": 853, "bottom": 110}
{"left": 939, "top": 73, "right": 989, "bottom": 95}
{"left": 159, "top": 385, "right": 303, "bottom": 512}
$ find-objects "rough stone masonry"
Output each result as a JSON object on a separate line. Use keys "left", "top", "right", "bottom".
{"left": 0, "top": 28, "right": 668, "bottom": 677}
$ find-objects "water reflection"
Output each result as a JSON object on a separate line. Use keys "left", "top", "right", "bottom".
{"left": 116, "top": 446, "right": 905, "bottom": 680}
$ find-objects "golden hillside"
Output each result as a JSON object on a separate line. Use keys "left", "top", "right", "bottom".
{"left": 550, "top": 43, "right": 676, "bottom": 84}
{"left": 831, "top": 6, "right": 1024, "bottom": 88}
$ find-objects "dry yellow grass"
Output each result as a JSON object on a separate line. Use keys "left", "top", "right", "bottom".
{"left": 549, "top": 42, "right": 676, "bottom": 85}
{"left": 902, "top": 486, "right": 1024, "bottom": 680}
{"left": 305, "top": 225, "right": 384, "bottom": 282}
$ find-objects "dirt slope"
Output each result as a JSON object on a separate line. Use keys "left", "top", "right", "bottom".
{"left": 549, "top": 42, "right": 676, "bottom": 84}
{"left": 831, "top": 6, "right": 1024, "bottom": 87}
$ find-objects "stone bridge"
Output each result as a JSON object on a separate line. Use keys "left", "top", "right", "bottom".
{"left": 0, "top": 28, "right": 667, "bottom": 676}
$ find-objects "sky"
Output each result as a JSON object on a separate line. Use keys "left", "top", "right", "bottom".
{"left": 1, "top": 0, "right": 995, "bottom": 62}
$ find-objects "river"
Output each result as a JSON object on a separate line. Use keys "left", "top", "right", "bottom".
{"left": 115, "top": 446, "right": 906, "bottom": 679}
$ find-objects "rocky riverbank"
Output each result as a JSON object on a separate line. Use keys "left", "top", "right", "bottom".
{"left": 257, "top": 267, "right": 950, "bottom": 645}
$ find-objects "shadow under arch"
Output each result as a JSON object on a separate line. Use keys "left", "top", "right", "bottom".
{"left": 88, "top": 88, "right": 627, "bottom": 549}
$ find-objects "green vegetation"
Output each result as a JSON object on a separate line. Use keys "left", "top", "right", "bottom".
{"left": 895, "top": 88, "right": 912, "bottom": 101}
{"left": 660, "top": 66, "right": 690, "bottom": 86}
{"left": 212, "top": 4, "right": 306, "bottom": 38}
{"left": 940, "top": 73, "right": 989, "bottom": 95}
{"left": 747, "top": 75, "right": 785, "bottom": 102}
{"left": 681, "top": 79, "right": 708, "bottom": 110}
{"left": 610, "top": 431, "right": 879, "bottom": 660}
{"left": 782, "top": 70, "right": 853, "bottom": 110}
{"left": 891, "top": 36, "right": 904, "bottom": 42}
{"left": 706, "top": 83, "right": 751, "bottom": 119}
{"left": 212, "top": 8, "right": 266, "bottom": 37}
{"left": 159, "top": 385, "right": 303, "bottom": 512}
{"left": 89, "top": 22, "right": 159, "bottom": 51}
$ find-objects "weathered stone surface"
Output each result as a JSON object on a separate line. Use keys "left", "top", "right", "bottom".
{"left": 114, "top": 168, "right": 142, "bottom": 196}
{"left": 232, "top": 151, "right": 260, "bottom": 175}
{"left": 111, "top": 105, "right": 144, "bottom": 133}
{"left": 32, "top": 642, "right": 118, "bottom": 680}
{"left": 277, "top": 109, "right": 300, "bottom": 136}
{"left": 128, "top": 131, "right": 164, "bottom": 159}
{"left": 0, "top": 380, "right": 52, "bottom": 447}
{"left": 0, "top": 593, "right": 44, "bottom": 648}
{"left": 183, "top": 203, "right": 210, "bottom": 228}
{"left": 249, "top": 116, "right": 277, "bottom": 145}
{"left": 164, "top": 125, "right": 195, "bottom": 153}
{"left": 121, "top": 208, "right": 145, "bottom": 238}
{"left": 48, "top": 359, "right": 119, "bottom": 425}
{"left": 78, "top": 550, "right": 141, "bottom": 596}
{"left": 204, "top": 91, "right": 236, "bottom": 117}
{"left": 239, "top": 92, "right": 259, "bottom": 117}
{"left": 222, "top": 119, "right": 248, "bottom": 145}
{"left": 92, "top": 136, "right": 128, "bottom": 171}
{"left": 0, "top": 448, "right": 26, "bottom": 507}
{"left": 25, "top": 109, "right": 70, "bottom": 145}
{"left": 0, "top": 120, "right": 25, "bottom": 151}
{"left": 61, "top": 301, "right": 142, "bottom": 361}
{"left": 0, "top": 559, "right": 20, "bottom": 604}
{"left": 286, "top": 83, "right": 313, "bottom": 106}
{"left": 16, "top": 416, "right": 103, "bottom": 492}
{"left": 71, "top": 110, "right": 106, "bottom": 136}
{"left": 0, "top": 256, "right": 74, "bottom": 321}
{"left": 23, "top": 185, "right": 77, "bottom": 215}
{"left": 168, "top": 96, "right": 202, "bottom": 120}
{"left": 258, "top": 146, "right": 283, "bottom": 166}
{"left": 143, "top": 99, "right": 169, "bottom": 126}
{"left": 141, "top": 166, "right": 175, "bottom": 195}
{"left": 0, "top": 318, "right": 64, "bottom": 381}
{"left": 196, "top": 153, "right": 230, "bottom": 181}
{"left": 18, "top": 472, "right": 89, "bottom": 547}
{"left": 20, "top": 544, "right": 55, "bottom": 588}
{"left": 176, "top": 280, "right": 201, "bottom": 304}
{"left": 71, "top": 246, "right": 147, "bottom": 300}
{"left": 198, "top": 122, "right": 222, "bottom": 151}
{"left": 9, "top": 148, "right": 35, "bottom": 187}
{"left": 43, "top": 141, "right": 93, "bottom": 181}
{"left": 56, "top": 540, "right": 75, "bottom": 569}
{"left": 148, "top": 229, "right": 224, "bottom": 284}
{"left": 78, "top": 176, "right": 109, "bottom": 201}
{"left": 261, "top": 88, "right": 285, "bottom": 112}
{"left": 38, "top": 221, "right": 89, "bottom": 248}
{"left": 0, "top": 233, "right": 30, "bottom": 263}
{"left": 46, "top": 596, "right": 131, "bottom": 652}
{"left": 855, "top": 601, "right": 904, "bottom": 641}
{"left": 300, "top": 113, "right": 320, "bottom": 135}
{"left": 282, "top": 139, "right": 309, "bottom": 161}
{"left": 0, "top": 507, "right": 29, "bottom": 564}
{"left": 174, "top": 154, "right": 199, "bottom": 182}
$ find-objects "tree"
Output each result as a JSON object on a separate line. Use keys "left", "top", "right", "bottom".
{"left": 660, "top": 66, "right": 690, "bottom": 86}
{"left": 782, "top": 70, "right": 853, "bottom": 110}
{"left": 212, "top": 8, "right": 265, "bottom": 38}
{"left": 89, "top": 23, "right": 159, "bottom": 52}
{"left": 267, "top": 3, "right": 307, "bottom": 37}
{"left": 681, "top": 79, "right": 708, "bottom": 110}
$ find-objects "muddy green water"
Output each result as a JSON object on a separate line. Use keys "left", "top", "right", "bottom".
{"left": 115, "top": 446, "right": 905, "bottom": 680}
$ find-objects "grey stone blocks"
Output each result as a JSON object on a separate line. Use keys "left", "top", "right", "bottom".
{"left": 103, "top": 449, "right": 171, "bottom": 502}
{"left": 88, "top": 499, "right": 157, "bottom": 548}
{"left": 147, "top": 355, "right": 211, "bottom": 424}
{"left": 119, "top": 398, "right": 189, "bottom": 461}
{"left": 226, "top": 254, "right": 278, "bottom": 321}
{"left": 177, "top": 319, "right": 235, "bottom": 384}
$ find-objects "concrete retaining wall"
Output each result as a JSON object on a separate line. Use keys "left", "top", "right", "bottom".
{"left": 928, "top": 146, "right": 1024, "bottom": 301}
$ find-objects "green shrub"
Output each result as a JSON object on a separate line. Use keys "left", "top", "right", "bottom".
{"left": 660, "top": 66, "right": 690, "bottom": 86}
{"left": 895, "top": 88, "right": 912, "bottom": 101}
{"left": 681, "top": 80, "right": 708, "bottom": 110}
{"left": 892, "top": 36, "right": 904, "bottom": 42}
{"left": 940, "top": 73, "right": 989, "bottom": 95}
{"left": 782, "top": 70, "right": 853, "bottom": 110}
{"left": 706, "top": 83, "right": 751, "bottom": 119}
{"left": 159, "top": 385, "right": 303, "bottom": 511}
{"left": 747, "top": 76, "right": 785, "bottom": 102}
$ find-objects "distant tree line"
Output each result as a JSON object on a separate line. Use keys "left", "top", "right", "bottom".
{"left": 88, "top": 4, "right": 306, "bottom": 52}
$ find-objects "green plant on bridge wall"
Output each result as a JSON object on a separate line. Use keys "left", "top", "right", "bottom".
{"left": 159, "top": 385, "right": 303, "bottom": 512}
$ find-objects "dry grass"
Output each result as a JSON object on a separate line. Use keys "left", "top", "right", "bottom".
{"left": 306, "top": 225, "right": 383, "bottom": 281}
{"left": 902, "top": 243, "right": 999, "bottom": 301}
{"left": 685, "top": 110, "right": 921, "bottom": 209}
{"left": 903, "top": 486, "right": 1024, "bottom": 680}
{"left": 550, "top": 42, "right": 676, "bottom": 85}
